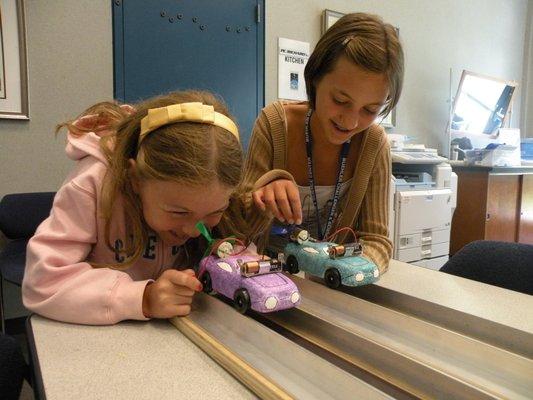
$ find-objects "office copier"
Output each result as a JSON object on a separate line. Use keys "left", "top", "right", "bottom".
{"left": 388, "top": 146, "right": 458, "bottom": 270}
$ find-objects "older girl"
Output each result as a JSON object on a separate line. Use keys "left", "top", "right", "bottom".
{"left": 246, "top": 13, "right": 404, "bottom": 272}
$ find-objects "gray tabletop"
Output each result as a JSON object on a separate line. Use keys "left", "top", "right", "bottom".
{"left": 449, "top": 161, "right": 533, "bottom": 174}
{"left": 381, "top": 260, "right": 533, "bottom": 334}
{"left": 27, "top": 261, "right": 533, "bottom": 400}
{"left": 28, "top": 315, "right": 256, "bottom": 400}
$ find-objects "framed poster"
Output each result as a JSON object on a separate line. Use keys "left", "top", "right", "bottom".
{"left": 322, "top": 9, "right": 397, "bottom": 128}
{"left": 0, "top": 0, "right": 29, "bottom": 119}
{"left": 379, "top": 106, "right": 396, "bottom": 128}
{"left": 322, "top": 9, "right": 344, "bottom": 35}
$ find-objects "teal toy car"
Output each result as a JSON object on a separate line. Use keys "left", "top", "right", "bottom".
{"left": 280, "top": 229, "right": 380, "bottom": 289}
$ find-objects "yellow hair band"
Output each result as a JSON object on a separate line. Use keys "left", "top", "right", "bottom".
{"left": 139, "top": 102, "right": 239, "bottom": 146}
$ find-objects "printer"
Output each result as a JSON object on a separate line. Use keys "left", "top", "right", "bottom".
{"left": 388, "top": 143, "right": 458, "bottom": 270}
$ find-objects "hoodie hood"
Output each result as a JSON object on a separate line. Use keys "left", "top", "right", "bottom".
{"left": 65, "top": 114, "right": 113, "bottom": 163}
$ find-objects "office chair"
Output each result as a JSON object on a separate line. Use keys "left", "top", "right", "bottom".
{"left": 0, "top": 192, "right": 55, "bottom": 333}
{"left": 0, "top": 332, "right": 27, "bottom": 400}
{"left": 440, "top": 240, "right": 533, "bottom": 295}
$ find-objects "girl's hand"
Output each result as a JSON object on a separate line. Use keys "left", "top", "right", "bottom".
{"left": 142, "top": 269, "right": 202, "bottom": 318}
{"left": 253, "top": 179, "right": 302, "bottom": 225}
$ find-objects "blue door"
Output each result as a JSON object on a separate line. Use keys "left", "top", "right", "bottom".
{"left": 113, "top": 0, "right": 264, "bottom": 150}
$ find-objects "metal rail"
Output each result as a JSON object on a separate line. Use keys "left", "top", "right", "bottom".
{"left": 179, "top": 293, "right": 394, "bottom": 400}
{"left": 350, "top": 260, "right": 533, "bottom": 359}
{"left": 261, "top": 276, "right": 533, "bottom": 400}
{"left": 174, "top": 263, "right": 533, "bottom": 399}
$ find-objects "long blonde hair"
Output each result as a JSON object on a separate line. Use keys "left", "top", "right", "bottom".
{"left": 305, "top": 12, "right": 404, "bottom": 118}
{"left": 58, "top": 90, "right": 243, "bottom": 269}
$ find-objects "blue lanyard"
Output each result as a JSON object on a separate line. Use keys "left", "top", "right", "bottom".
{"left": 305, "top": 109, "right": 350, "bottom": 240}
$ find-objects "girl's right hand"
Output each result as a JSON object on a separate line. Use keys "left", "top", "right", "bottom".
{"left": 253, "top": 179, "right": 302, "bottom": 225}
{"left": 142, "top": 269, "right": 202, "bottom": 319}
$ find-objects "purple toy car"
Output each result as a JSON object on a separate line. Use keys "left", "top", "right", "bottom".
{"left": 198, "top": 253, "right": 301, "bottom": 314}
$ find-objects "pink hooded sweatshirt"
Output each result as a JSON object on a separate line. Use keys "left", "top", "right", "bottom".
{"left": 22, "top": 120, "right": 184, "bottom": 325}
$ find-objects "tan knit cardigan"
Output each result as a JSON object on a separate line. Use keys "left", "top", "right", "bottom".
{"left": 242, "top": 101, "right": 393, "bottom": 272}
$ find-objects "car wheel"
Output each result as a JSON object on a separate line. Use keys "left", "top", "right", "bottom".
{"left": 200, "top": 272, "right": 213, "bottom": 294}
{"left": 233, "top": 288, "right": 250, "bottom": 314}
{"left": 286, "top": 255, "right": 300, "bottom": 274}
{"left": 324, "top": 268, "right": 341, "bottom": 289}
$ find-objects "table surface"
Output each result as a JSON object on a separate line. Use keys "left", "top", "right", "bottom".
{"left": 380, "top": 260, "right": 533, "bottom": 334}
{"left": 27, "top": 260, "right": 533, "bottom": 399}
{"left": 27, "top": 315, "right": 256, "bottom": 400}
{"left": 448, "top": 161, "right": 533, "bottom": 173}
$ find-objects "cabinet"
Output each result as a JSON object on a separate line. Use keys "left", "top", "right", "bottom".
{"left": 518, "top": 175, "right": 533, "bottom": 243}
{"left": 450, "top": 166, "right": 533, "bottom": 255}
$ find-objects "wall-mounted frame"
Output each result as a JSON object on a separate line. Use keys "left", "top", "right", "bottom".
{"left": 322, "top": 9, "right": 397, "bottom": 128}
{"left": 322, "top": 9, "right": 344, "bottom": 35}
{"left": 0, "top": 0, "right": 29, "bottom": 119}
{"left": 379, "top": 108, "right": 396, "bottom": 128}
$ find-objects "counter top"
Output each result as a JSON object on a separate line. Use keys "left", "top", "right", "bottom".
{"left": 27, "top": 316, "right": 256, "bottom": 400}
{"left": 26, "top": 260, "right": 533, "bottom": 398}
{"left": 449, "top": 161, "right": 533, "bottom": 174}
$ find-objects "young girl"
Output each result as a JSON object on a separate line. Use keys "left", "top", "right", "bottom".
{"left": 245, "top": 13, "right": 404, "bottom": 273}
{"left": 22, "top": 90, "right": 244, "bottom": 325}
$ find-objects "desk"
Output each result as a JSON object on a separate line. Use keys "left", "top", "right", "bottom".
{"left": 25, "top": 262, "right": 533, "bottom": 399}
{"left": 449, "top": 163, "right": 533, "bottom": 253}
{"left": 27, "top": 315, "right": 256, "bottom": 400}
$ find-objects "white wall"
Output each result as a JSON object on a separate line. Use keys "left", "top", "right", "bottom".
{"left": 0, "top": 0, "right": 113, "bottom": 201}
{"left": 0, "top": 1, "right": 530, "bottom": 199}
{"left": 266, "top": 0, "right": 530, "bottom": 152}
{"left": 0, "top": 0, "right": 530, "bottom": 318}
{"left": 0, "top": 0, "right": 112, "bottom": 318}
{"left": 521, "top": 1, "right": 533, "bottom": 137}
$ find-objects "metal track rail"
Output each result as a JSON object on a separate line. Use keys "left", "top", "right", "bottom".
{"left": 174, "top": 293, "right": 394, "bottom": 400}
{"left": 348, "top": 260, "right": 533, "bottom": 359}
{"left": 261, "top": 276, "right": 533, "bottom": 400}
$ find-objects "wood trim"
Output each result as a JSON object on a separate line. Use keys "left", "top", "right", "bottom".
{"left": 518, "top": 175, "right": 533, "bottom": 244}
{"left": 485, "top": 175, "right": 520, "bottom": 242}
{"left": 170, "top": 316, "right": 293, "bottom": 400}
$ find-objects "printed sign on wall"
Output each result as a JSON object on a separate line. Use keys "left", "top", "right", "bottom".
{"left": 278, "top": 38, "right": 310, "bottom": 101}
